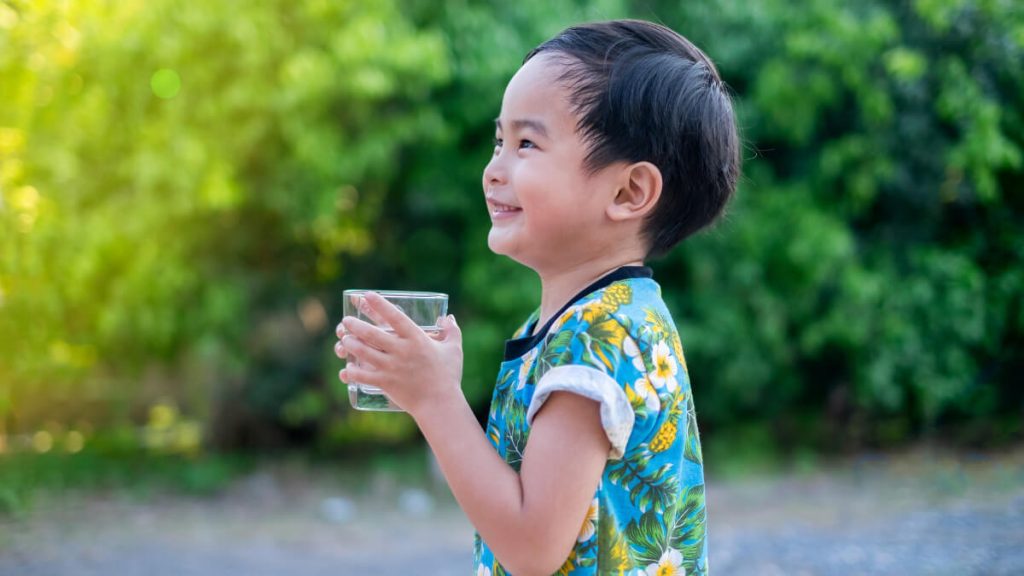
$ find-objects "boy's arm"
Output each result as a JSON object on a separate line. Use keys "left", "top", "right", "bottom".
{"left": 338, "top": 293, "right": 610, "bottom": 575}
{"left": 413, "top": 390, "right": 609, "bottom": 576}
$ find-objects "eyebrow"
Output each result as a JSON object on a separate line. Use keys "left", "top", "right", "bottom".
{"left": 494, "top": 118, "right": 549, "bottom": 138}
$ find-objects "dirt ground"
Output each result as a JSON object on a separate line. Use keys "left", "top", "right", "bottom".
{"left": 1, "top": 448, "right": 1022, "bottom": 575}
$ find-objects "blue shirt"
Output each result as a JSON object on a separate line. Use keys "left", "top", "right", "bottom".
{"left": 474, "top": 266, "right": 708, "bottom": 575}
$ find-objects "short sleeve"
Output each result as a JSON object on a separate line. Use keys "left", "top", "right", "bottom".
{"left": 527, "top": 365, "right": 633, "bottom": 459}
{"left": 525, "top": 300, "right": 638, "bottom": 459}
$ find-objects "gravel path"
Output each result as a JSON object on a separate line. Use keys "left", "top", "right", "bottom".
{"left": 708, "top": 450, "right": 1024, "bottom": 575}
{"left": 1, "top": 449, "right": 1022, "bottom": 575}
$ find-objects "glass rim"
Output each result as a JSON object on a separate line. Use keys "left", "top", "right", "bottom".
{"left": 343, "top": 289, "right": 448, "bottom": 300}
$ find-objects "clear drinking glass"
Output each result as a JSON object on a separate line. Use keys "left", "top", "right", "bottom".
{"left": 342, "top": 289, "right": 448, "bottom": 412}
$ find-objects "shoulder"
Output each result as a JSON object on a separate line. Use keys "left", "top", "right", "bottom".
{"left": 548, "top": 278, "right": 665, "bottom": 341}
{"left": 535, "top": 278, "right": 666, "bottom": 375}
{"left": 555, "top": 278, "right": 658, "bottom": 326}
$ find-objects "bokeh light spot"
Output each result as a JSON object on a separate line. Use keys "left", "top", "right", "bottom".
{"left": 149, "top": 403, "right": 178, "bottom": 429}
{"left": 150, "top": 68, "right": 181, "bottom": 99}
{"left": 0, "top": 3, "right": 19, "bottom": 29}
{"left": 65, "top": 430, "right": 85, "bottom": 453}
{"left": 32, "top": 431, "right": 53, "bottom": 453}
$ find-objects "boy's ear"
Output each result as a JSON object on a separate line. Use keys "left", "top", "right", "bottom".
{"left": 607, "top": 161, "right": 662, "bottom": 222}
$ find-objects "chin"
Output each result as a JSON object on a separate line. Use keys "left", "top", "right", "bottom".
{"left": 487, "top": 229, "right": 511, "bottom": 255}
{"left": 487, "top": 232, "right": 531, "bottom": 265}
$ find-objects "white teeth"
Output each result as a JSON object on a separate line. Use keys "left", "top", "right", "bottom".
{"left": 490, "top": 202, "right": 520, "bottom": 214}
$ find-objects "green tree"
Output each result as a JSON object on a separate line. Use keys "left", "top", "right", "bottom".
{"left": 646, "top": 0, "right": 1024, "bottom": 444}
{"left": 2, "top": 0, "right": 1021, "bottom": 452}
{"left": 0, "top": 0, "right": 448, "bottom": 442}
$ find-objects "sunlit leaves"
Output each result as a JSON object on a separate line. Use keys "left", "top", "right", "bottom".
{"left": 0, "top": 0, "right": 454, "bottom": 433}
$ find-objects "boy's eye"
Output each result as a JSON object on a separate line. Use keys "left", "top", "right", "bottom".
{"left": 491, "top": 137, "right": 537, "bottom": 153}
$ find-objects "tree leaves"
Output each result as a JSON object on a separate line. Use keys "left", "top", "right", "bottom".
{"left": 0, "top": 0, "right": 454, "bottom": 434}
{"left": 4, "top": 0, "right": 1022, "bottom": 449}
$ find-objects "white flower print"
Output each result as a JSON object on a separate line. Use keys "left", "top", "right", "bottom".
{"left": 648, "top": 340, "right": 678, "bottom": 392}
{"left": 645, "top": 547, "right": 685, "bottom": 576}
{"left": 623, "top": 335, "right": 645, "bottom": 373}
{"left": 577, "top": 497, "right": 599, "bottom": 542}
{"left": 633, "top": 376, "right": 661, "bottom": 413}
{"left": 476, "top": 565, "right": 492, "bottom": 576}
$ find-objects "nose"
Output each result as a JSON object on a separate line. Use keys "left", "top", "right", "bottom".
{"left": 482, "top": 149, "right": 508, "bottom": 191}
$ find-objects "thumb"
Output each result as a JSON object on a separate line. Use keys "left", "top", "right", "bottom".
{"left": 442, "top": 314, "right": 462, "bottom": 344}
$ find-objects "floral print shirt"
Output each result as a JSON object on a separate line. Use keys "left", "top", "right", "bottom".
{"left": 474, "top": 266, "right": 708, "bottom": 575}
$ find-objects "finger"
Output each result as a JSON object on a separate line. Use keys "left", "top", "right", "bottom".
{"left": 442, "top": 314, "right": 462, "bottom": 344}
{"left": 335, "top": 321, "right": 346, "bottom": 340}
{"left": 344, "top": 354, "right": 379, "bottom": 372}
{"left": 363, "top": 292, "right": 422, "bottom": 339}
{"left": 352, "top": 294, "right": 392, "bottom": 329}
{"left": 334, "top": 340, "right": 348, "bottom": 359}
{"left": 341, "top": 335, "right": 388, "bottom": 367}
{"left": 339, "top": 364, "right": 384, "bottom": 387}
{"left": 342, "top": 316, "right": 396, "bottom": 352}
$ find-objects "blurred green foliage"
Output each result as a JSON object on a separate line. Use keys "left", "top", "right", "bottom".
{"left": 0, "top": 449, "right": 251, "bottom": 519}
{"left": 650, "top": 0, "right": 1024, "bottom": 447}
{"left": 1, "top": 0, "right": 1021, "bottom": 454}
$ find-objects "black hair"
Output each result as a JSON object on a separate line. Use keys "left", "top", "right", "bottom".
{"left": 525, "top": 20, "right": 740, "bottom": 258}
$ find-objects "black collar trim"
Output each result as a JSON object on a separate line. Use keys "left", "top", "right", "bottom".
{"left": 503, "top": 266, "right": 653, "bottom": 361}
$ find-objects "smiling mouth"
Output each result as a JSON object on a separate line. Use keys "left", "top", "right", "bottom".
{"left": 489, "top": 201, "right": 522, "bottom": 217}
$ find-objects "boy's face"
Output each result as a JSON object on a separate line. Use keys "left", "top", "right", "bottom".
{"left": 483, "top": 54, "right": 623, "bottom": 273}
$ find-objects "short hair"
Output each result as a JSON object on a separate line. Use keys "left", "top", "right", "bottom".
{"left": 525, "top": 20, "right": 740, "bottom": 258}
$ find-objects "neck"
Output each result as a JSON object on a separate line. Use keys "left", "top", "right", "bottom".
{"left": 533, "top": 252, "right": 645, "bottom": 334}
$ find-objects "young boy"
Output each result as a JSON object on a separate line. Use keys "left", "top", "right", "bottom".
{"left": 336, "top": 19, "right": 739, "bottom": 575}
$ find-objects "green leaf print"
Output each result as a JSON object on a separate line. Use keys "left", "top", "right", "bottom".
{"left": 577, "top": 331, "right": 603, "bottom": 372}
{"left": 607, "top": 445, "right": 679, "bottom": 515}
{"left": 500, "top": 393, "right": 529, "bottom": 472}
{"left": 684, "top": 395, "right": 703, "bottom": 465}
{"left": 624, "top": 486, "right": 706, "bottom": 575}
{"left": 536, "top": 328, "right": 574, "bottom": 377}
{"left": 624, "top": 508, "right": 665, "bottom": 566}
{"left": 668, "top": 484, "right": 707, "bottom": 572}
{"left": 494, "top": 365, "right": 516, "bottom": 393}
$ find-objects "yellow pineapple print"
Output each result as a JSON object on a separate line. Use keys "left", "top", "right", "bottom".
{"left": 601, "top": 283, "right": 633, "bottom": 311}
{"left": 580, "top": 284, "right": 632, "bottom": 325}
{"left": 650, "top": 391, "right": 685, "bottom": 453}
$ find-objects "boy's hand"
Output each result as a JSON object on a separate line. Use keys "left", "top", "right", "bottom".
{"left": 334, "top": 292, "right": 463, "bottom": 416}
